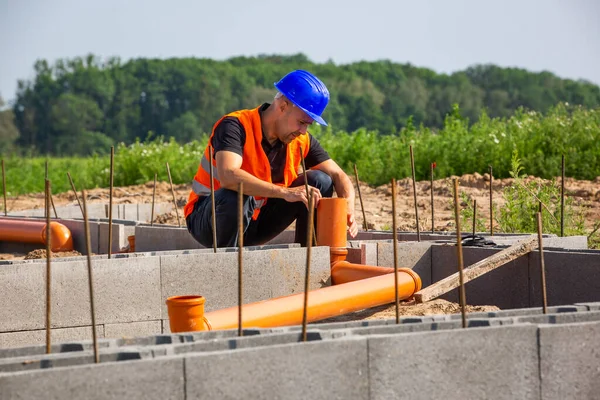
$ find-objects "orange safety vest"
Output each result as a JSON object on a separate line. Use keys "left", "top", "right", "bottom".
{"left": 183, "top": 106, "right": 310, "bottom": 220}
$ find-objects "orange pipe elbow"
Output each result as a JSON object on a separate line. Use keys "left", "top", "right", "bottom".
{"left": 202, "top": 269, "right": 421, "bottom": 331}
{"left": 0, "top": 218, "right": 73, "bottom": 252}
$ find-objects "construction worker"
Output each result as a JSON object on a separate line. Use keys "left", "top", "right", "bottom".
{"left": 184, "top": 69, "right": 358, "bottom": 248}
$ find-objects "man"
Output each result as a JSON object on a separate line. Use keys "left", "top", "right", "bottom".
{"left": 184, "top": 69, "right": 358, "bottom": 248}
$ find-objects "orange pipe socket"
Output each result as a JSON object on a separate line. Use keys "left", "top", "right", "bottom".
{"left": 199, "top": 269, "right": 421, "bottom": 331}
{"left": 166, "top": 295, "right": 211, "bottom": 332}
{"left": 0, "top": 218, "right": 73, "bottom": 252}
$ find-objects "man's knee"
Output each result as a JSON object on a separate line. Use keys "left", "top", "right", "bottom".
{"left": 306, "top": 170, "right": 334, "bottom": 198}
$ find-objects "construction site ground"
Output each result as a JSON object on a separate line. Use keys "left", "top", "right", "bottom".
{"left": 1, "top": 173, "right": 598, "bottom": 319}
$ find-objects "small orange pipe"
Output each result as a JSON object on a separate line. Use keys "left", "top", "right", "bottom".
{"left": 166, "top": 295, "right": 211, "bottom": 332}
{"left": 0, "top": 218, "right": 74, "bottom": 252}
{"left": 317, "top": 198, "right": 348, "bottom": 249}
{"left": 331, "top": 261, "right": 395, "bottom": 285}
{"left": 203, "top": 269, "right": 421, "bottom": 330}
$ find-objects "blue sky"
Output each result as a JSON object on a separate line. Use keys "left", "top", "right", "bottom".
{"left": 1, "top": 0, "right": 599, "bottom": 105}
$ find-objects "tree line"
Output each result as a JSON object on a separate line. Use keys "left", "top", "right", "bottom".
{"left": 1, "top": 53, "right": 599, "bottom": 156}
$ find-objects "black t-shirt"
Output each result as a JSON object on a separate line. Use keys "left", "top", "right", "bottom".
{"left": 211, "top": 103, "right": 330, "bottom": 184}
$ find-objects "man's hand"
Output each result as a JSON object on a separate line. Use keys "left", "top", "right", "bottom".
{"left": 347, "top": 212, "right": 358, "bottom": 238}
{"left": 283, "top": 185, "right": 322, "bottom": 208}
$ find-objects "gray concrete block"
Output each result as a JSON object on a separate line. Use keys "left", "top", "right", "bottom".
{"left": 0, "top": 257, "right": 161, "bottom": 332}
{"left": 515, "top": 311, "right": 600, "bottom": 324}
{"left": 529, "top": 250, "right": 600, "bottom": 307}
{"left": 271, "top": 246, "right": 331, "bottom": 296}
{"left": 368, "top": 325, "right": 540, "bottom": 400}
{"left": 377, "top": 241, "right": 432, "bottom": 287}
{"left": 104, "top": 321, "right": 162, "bottom": 339}
{"left": 539, "top": 321, "right": 600, "bottom": 400}
{"left": 0, "top": 347, "right": 151, "bottom": 373}
{"left": 0, "top": 357, "right": 185, "bottom": 400}
{"left": 0, "top": 338, "right": 113, "bottom": 359}
{"left": 98, "top": 222, "right": 126, "bottom": 254}
{"left": 160, "top": 251, "right": 271, "bottom": 315}
{"left": 0, "top": 325, "right": 104, "bottom": 349}
{"left": 135, "top": 225, "right": 203, "bottom": 252}
{"left": 432, "top": 245, "right": 531, "bottom": 309}
{"left": 57, "top": 218, "right": 99, "bottom": 254}
{"left": 575, "top": 302, "right": 600, "bottom": 311}
{"left": 185, "top": 337, "right": 369, "bottom": 400}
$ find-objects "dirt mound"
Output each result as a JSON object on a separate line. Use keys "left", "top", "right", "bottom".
{"left": 24, "top": 249, "right": 83, "bottom": 260}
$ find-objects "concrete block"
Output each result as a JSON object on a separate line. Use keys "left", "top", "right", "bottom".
{"left": 271, "top": 246, "right": 331, "bottom": 297}
{"left": 98, "top": 222, "right": 127, "bottom": 253}
{"left": 160, "top": 251, "right": 271, "bottom": 315}
{"left": 515, "top": 311, "right": 600, "bottom": 324}
{"left": 432, "top": 245, "right": 531, "bottom": 309}
{"left": 135, "top": 225, "right": 203, "bottom": 252}
{"left": 58, "top": 218, "right": 99, "bottom": 254}
{"left": 104, "top": 321, "right": 162, "bottom": 339}
{"left": 529, "top": 250, "right": 600, "bottom": 307}
{"left": 575, "top": 302, "right": 600, "bottom": 311}
{"left": 0, "top": 347, "right": 151, "bottom": 373}
{"left": 0, "top": 357, "right": 185, "bottom": 400}
{"left": 185, "top": 337, "right": 369, "bottom": 400}
{"left": 539, "top": 321, "right": 600, "bottom": 400}
{"left": 0, "top": 325, "right": 104, "bottom": 349}
{"left": 368, "top": 325, "right": 540, "bottom": 400}
{"left": 377, "top": 241, "right": 432, "bottom": 286}
{"left": 0, "top": 257, "right": 161, "bottom": 332}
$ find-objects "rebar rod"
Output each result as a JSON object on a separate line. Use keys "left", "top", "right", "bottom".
{"left": 453, "top": 178, "right": 467, "bottom": 328}
{"left": 45, "top": 179, "right": 52, "bottom": 354}
{"left": 238, "top": 182, "right": 244, "bottom": 337}
{"left": 354, "top": 164, "right": 369, "bottom": 231}
{"left": 409, "top": 146, "right": 421, "bottom": 241}
{"left": 166, "top": 162, "right": 181, "bottom": 227}
{"left": 302, "top": 193, "right": 315, "bottom": 341}
{"left": 108, "top": 147, "right": 114, "bottom": 258}
{"left": 67, "top": 172, "right": 84, "bottom": 217}
{"left": 391, "top": 178, "right": 400, "bottom": 324}
{"left": 151, "top": 173, "right": 157, "bottom": 226}
{"left": 536, "top": 212, "right": 548, "bottom": 314}
{"left": 209, "top": 146, "right": 217, "bottom": 252}
{"left": 82, "top": 189, "right": 99, "bottom": 363}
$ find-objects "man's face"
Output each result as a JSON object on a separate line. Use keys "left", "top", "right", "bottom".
{"left": 276, "top": 100, "right": 314, "bottom": 144}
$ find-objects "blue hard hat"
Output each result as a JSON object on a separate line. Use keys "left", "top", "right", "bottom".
{"left": 274, "top": 70, "right": 330, "bottom": 126}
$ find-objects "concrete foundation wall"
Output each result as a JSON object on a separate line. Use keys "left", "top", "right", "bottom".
{"left": 0, "top": 246, "right": 330, "bottom": 348}
{"left": 8, "top": 203, "right": 173, "bottom": 223}
{"left": 2, "top": 316, "right": 598, "bottom": 400}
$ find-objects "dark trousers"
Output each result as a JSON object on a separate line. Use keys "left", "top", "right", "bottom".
{"left": 186, "top": 170, "right": 334, "bottom": 248}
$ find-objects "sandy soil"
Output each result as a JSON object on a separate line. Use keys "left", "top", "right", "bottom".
{"left": 3, "top": 173, "right": 599, "bottom": 232}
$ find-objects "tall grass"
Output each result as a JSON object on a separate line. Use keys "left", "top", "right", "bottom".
{"left": 1, "top": 102, "right": 598, "bottom": 198}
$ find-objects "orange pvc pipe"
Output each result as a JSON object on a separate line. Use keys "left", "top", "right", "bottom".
{"left": 331, "top": 261, "right": 395, "bottom": 285}
{"left": 317, "top": 198, "right": 347, "bottom": 248}
{"left": 0, "top": 218, "right": 74, "bottom": 252}
{"left": 203, "top": 268, "right": 421, "bottom": 330}
{"left": 166, "top": 295, "right": 210, "bottom": 332}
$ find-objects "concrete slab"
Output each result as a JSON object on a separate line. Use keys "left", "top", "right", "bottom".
{"left": 529, "top": 250, "right": 600, "bottom": 307}
{"left": 0, "top": 357, "right": 185, "bottom": 400}
{"left": 432, "top": 245, "right": 531, "bottom": 309}
{"left": 185, "top": 337, "right": 369, "bottom": 400}
{"left": 539, "top": 321, "right": 600, "bottom": 400}
{"left": 515, "top": 311, "right": 600, "bottom": 324}
{"left": 368, "top": 325, "right": 540, "bottom": 400}
{"left": 271, "top": 246, "right": 330, "bottom": 296}
{"left": 377, "top": 241, "right": 432, "bottom": 287}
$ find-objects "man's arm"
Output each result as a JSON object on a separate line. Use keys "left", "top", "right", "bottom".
{"left": 216, "top": 150, "right": 321, "bottom": 208}
{"left": 311, "top": 158, "right": 358, "bottom": 238}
